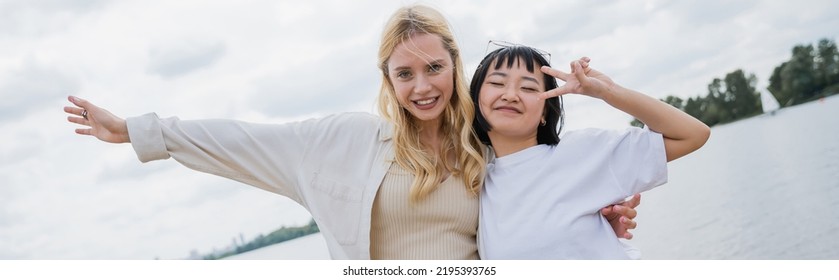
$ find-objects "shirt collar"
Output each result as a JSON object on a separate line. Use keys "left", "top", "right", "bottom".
{"left": 377, "top": 120, "right": 393, "bottom": 141}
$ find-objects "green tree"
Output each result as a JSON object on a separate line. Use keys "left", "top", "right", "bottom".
{"left": 780, "top": 44, "right": 818, "bottom": 104}
{"left": 723, "top": 69, "right": 762, "bottom": 119}
{"left": 629, "top": 37, "right": 837, "bottom": 128}
{"left": 683, "top": 97, "right": 702, "bottom": 120}
{"left": 202, "top": 219, "right": 321, "bottom": 260}
{"left": 661, "top": 95, "right": 685, "bottom": 109}
{"left": 698, "top": 95, "right": 721, "bottom": 126}
{"left": 768, "top": 38, "right": 839, "bottom": 106}
{"left": 768, "top": 62, "right": 789, "bottom": 106}
{"left": 815, "top": 38, "right": 839, "bottom": 89}
{"left": 706, "top": 78, "right": 731, "bottom": 124}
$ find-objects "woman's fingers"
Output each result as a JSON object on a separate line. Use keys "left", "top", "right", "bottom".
{"left": 67, "top": 116, "right": 89, "bottom": 126}
{"left": 540, "top": 83, "right": 576, "bottom": 99}
{"left": 572, "top": 57, "right": 592, "bottom": 75}
{"left": 578, "top": 57, "right": 590, "bottom": 67}
{"left": 540, "top": 65, "right": 570, "bottom": 81}
{"left": 539, "top": 66, "right": 576, "bottom": 99}
{"left": 75, "top": 128, "right": 92, "bottom": 135}
{"left": 63, "top": 106, "right": 84, "bottom": 116}
{"left": 65, "top": 107, "right": 90, "bottom": 125}
{"left": 65, "top": 98, "right": 91, "bottom": 127}
{"left": 622, "top": 216, "right": 637, "bottom": 230}
{"left": 65, "top": 96, "right": 90, "bottom": 121}
{"left": 542, "top": 58, "right": 591, "bottom": 81}
{"left": 580, "top": 61, "right": 591, "bottom": 74}
{"left": 68, "top": 95, "right": 91, "bottom": 109}
{"left": 540, "top": 63, "right": 584, "bottom": 99}
{"left": 612, "top": 205, "right": 637, "bottom": 220}
{"left": 619, "top": 214, "right": 637, "bottom": 239}
{"left": 602, "top": 204, "right": 637, "bottom": 239}
{"left": 539, "top": 58, "right": 595, "bottom": 99}
{"left": 571, "top": 60, "right": 586, "bottom": 85}
{"left": 624, "top": 194, "right": 642, "bottom": 209}
{"left": 66, "top": 96, "right": 94, "bottom": 133}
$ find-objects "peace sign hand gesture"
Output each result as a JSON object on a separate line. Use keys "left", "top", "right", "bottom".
{"left": 539, "top": 57, "right": 617, "bottom": 101}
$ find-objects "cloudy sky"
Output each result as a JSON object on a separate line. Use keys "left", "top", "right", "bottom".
{"left": 1, "top": 0, "right": 836, "bottom": 259}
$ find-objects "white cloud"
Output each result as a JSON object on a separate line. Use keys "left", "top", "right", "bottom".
{"left": 147, "top": 41, "right": 227, "bottom": 79}
{"left": 245, "top": 41, "right": 380, "bottom": 118}
{"left": 0, "top": 58, "right": 80, "bottom": 121}
{"left": 0, "top": 0, "right": 108, "bottom": 38}
{"left": 1, "top": 0, "right": 837, "bottom": 259}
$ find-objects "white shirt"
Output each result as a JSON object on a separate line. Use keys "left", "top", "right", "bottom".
{"left": 127, "top": 112, "right": 395, "bottom": 259}
{"left": 478, "top": 127, "right": 667, "bottom": 259}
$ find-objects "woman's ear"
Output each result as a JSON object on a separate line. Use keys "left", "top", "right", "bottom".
{"left": 540, "top": 109, "right": 547, "bottom": 126}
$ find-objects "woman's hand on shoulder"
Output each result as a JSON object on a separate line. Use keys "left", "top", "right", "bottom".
{"left": 601, "top": 193, "right": 641, "bottom": 239}
{"left": 539, "top": 57, "right": 617, "bottom": 101}
{"left": 64, "top": 96, "right": 130, "bottom": 143}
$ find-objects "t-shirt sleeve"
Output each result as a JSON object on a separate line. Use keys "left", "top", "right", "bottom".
{"left": 607, "top": 127, "right": 668, "bottom": 196}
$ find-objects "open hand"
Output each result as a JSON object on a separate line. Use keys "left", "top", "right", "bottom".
{"left": 64, "top": 96, "right": 130, "bottom": 143}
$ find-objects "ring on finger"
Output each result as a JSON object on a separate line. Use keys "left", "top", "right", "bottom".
{"left": 82, "top": 110, "right": 88, "bottom": 120}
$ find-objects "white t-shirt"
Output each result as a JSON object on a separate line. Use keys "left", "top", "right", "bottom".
{"left": 478, "top": 127, "right": 667, "bottom": 259}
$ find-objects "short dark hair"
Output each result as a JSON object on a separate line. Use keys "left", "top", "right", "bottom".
{"left": 470, "top": 45, "right": 564, "bottom": 146}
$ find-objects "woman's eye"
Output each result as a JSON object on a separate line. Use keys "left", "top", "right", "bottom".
{"left": 522, "top": 87, "right": 539, "bottom": 92}
{"left": 488, "top": 82, "right": 504, "bottom": 87}
{"left": 396, "top": 71, "right": 412, "bottom": 79}
{"left": 429, "top": 64, "right": 443, "bottom": 73}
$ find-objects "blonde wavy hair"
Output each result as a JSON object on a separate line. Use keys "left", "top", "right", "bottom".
{"left": 377, "top": 5, "right": 485, "bottom": 202}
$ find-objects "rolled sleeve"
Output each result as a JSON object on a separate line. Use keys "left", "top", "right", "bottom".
{"left": 126, "top": 113, "right": 171, "bottom": 163}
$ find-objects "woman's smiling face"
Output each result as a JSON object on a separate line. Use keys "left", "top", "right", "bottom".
{"left": 478, "top": 57, "right": 547, "bottom": 142}
{"left": 387, "top": 32, "right": 454, "bottom": 124}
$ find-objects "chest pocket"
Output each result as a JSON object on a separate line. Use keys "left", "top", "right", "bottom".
{"left": 310, "top": 172, "right": 364, "bottom": 245}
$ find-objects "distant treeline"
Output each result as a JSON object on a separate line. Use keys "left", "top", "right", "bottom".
{"left": 632, "top": 37, "right": 839, "bottom": 127}
{"left": 203, "top": 219, "right": 320, "bottom": 260}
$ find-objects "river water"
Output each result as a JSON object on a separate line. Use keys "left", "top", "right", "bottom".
{"left": 630, "top": 95, "right": 839, "bottom": 259}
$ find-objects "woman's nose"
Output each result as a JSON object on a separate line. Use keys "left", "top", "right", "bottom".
{"left": 500, "top": 87, "right": 519, "bottom": 102}
{"left": 413, "top": 74, "right": 432, "bottom": 94}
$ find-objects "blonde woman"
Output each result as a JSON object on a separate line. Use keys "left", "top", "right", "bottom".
{"left": 64, "top": 5, "right": 638, "bottom": 260}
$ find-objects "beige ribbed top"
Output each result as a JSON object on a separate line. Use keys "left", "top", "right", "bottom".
{"left": 370, "top": 163, "right": 479, "bottom": 260}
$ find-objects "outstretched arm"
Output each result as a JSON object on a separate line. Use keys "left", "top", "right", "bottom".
{"left": 64, "top": 96, "right": 130, "bottom": 143}
{"left": 64, "top": 95, "right": 309, "bottom": 199}
{"left": 540, "top": 58, "right": 710, "bottom": 161}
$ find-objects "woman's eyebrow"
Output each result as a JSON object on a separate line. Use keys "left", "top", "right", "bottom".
{"left": 488, "top": 72, "right": 507, "bottom": 78}
{"left": 391, "top": 59, "right": 447, "bottom": 71}
{"left": 488, "top": 72, "right": 541, "bottom": 85}
{"left": 521, "top": 76, "right": 540, "bottom": 84}
{"left": 426, "top": 58, "right": 446, "bottom": 65}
